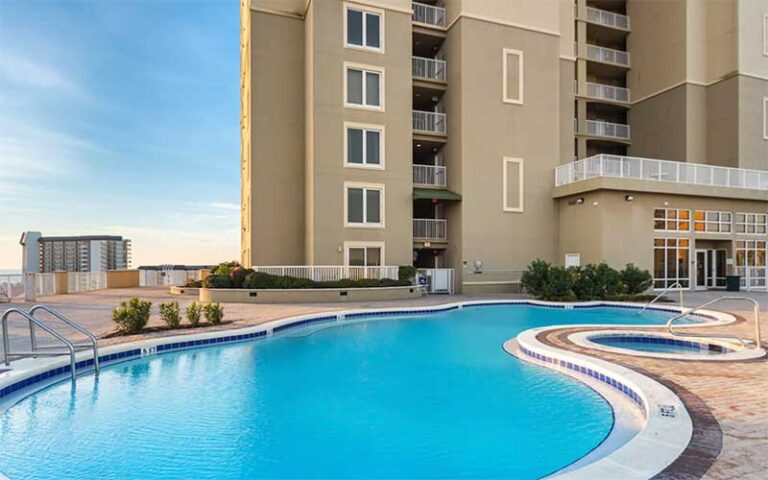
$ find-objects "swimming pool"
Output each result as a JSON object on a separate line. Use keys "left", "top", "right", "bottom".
{"left": 0, "top": 304, "right": 685, "bottom": 479}
{"left": 590, "top": 334, "right": 732, "bottom": 355}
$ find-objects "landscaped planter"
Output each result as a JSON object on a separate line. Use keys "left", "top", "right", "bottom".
{"left": 199, "top": 285, "right": 424, "bottom": 303}
{"left": 169, "top": 286, "right": 200, "bottom": 296}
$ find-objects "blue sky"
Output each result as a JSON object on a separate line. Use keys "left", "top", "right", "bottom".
{"left": 0, "top": 0, "right": 240, "bottom": 269}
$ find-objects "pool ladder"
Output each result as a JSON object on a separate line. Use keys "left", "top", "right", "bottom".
{"left": 665, "top": 297, "right": 761, "bottom": 350}
{"left": 638, "top": 282, "right": 685, "bottom": 314}
{"left": 1, "top": 305, "right": 99, "bottom": 381}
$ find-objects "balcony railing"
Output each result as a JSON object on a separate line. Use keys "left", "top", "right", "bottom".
{"left": 585, "top": 119, "right": 630, "bottom": 140}
{"left": 412, "top": 2, "right": 446, "bottom": 27}
{"left": 585, "top": 6, "right": 630, "bottom": 30}
{"left": 585, "top": 44, "right": 631, "bottom": 67}
{"left": 413, "top": 56, "right": 447, "bottom": 82}
{"left": 252, "top": 265, "right": 399, "bottom": 281}
{"left": 585, "top": 82, "right": 630, "bottom": 103}
{"left": 413, "top": 110, "right": 447, "bottom": 135}
{"left": 555, "top": 154, "right": 768, "bottom": 191}
{"left": 414, "top": 219, "right": 447, "bottom": 240}
{"left": 413, "top": 164, "right": 447, "bottom": 186}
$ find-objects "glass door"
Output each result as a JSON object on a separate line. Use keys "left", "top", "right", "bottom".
{"left": 695, "top": 250, "right": 708, "bottom": 290}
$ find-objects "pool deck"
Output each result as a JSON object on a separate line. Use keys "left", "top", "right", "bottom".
{"left": 2, "top": 288, "right": 768, "bottom": 479}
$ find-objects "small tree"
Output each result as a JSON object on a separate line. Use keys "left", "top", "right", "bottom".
{"left": 521, "top": 259, "right": 551, "bottom": 297}
{"left": 186, "top": 302, "right": 202, "bottom": 327}
{"left": 203, "top": 303, "right": 224, "bottom": 325}
{"left": 159, "top": 301, "right": 180, "bottom": 328}
{"left": 113, "top": 298, "right": 152, "bottom": 334}
{"left": 620, "top": 263, "right": 653, "bottom": 295}
{"left": 542, "top": 266, "right": 576, "bottom": 300}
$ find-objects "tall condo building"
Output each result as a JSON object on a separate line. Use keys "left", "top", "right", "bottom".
{"left": 20, "top": 232, "right": 132, "bottom": 273}
{"left": 241, "top": 0, "right": 768, "bottom": 293}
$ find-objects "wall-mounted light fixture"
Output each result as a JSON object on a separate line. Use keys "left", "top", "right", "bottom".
{"left": 625, "top": 194, "right": 635, "bottom": 202}
{"left": 575, "top": 197, "right": 585, "bottom": 204}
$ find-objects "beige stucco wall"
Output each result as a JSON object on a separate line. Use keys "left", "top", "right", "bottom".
{"left": 737, "top": 0, "right": 768, "bottom": 79}
{"left": 106, "top": 270, "right": 140, "bottom": 289}
{"left": 737, "top": 75, "right": 768, "bottom": 170}
{"left": 629, "top": 84, "right": 689, "bottom": 162}
{"left": 305, "top": 1, "right": 413, "bottom": 267}
{"left": 245, "top": 10, "right": 306, "bottom": 266}
{"left": 200, "top": 285, "right": 422, "bottom": 303}
{"left": 706, "top": 75, "right": 740, "bottom": 168}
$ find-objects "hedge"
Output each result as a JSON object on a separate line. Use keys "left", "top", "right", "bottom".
{"left": 521, "top": 260, "right": 652, "bottom": 301}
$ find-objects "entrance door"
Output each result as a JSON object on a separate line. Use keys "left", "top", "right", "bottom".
{"left": 695, "top": 249, "right": 708, "bottom": 290}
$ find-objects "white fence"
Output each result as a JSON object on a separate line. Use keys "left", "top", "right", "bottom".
{"left": 585, "top": 119, "right": 630, "bottom": 140}
{"left": 556, "top": 154, "right": 768, "bottom": 191}
{"left": 417, "top": 268, "right": 454, "bottom": 294}
{"left": 0, "top": 275, "right": 24, "bottom": 302}
{"left": 585, "top": 6, "right": 630, "bottom": 30}
{"left": 585, "top": 82, "right": 630, "bottom": 103}
{"left": 412, "top": 1, "right": 446, "bottom": 27}
{"left": 67, "top": 272, "right": 107, "bottom": 293}
{"left": 252, "top": 266, "right": 399, "bottom": 281}
{"left": 413, "top": 111, "right": 447, "bottom": 134}
{"left": 414, "top": 219, "right": 447, "bottom": 240}
{"left": 586, "top": 44, "right": 631, "bottom": 67}
{"left": 413, "top": 164, "right": 447, "bottom": 186}
{"left": 140, "top": 269, "right": 202, "bottom": 287}
{"left": 413, "top": 56, "right": 446, "bottom": 81}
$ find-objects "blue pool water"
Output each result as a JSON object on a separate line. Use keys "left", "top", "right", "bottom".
{"left": 592, "top": 334, "right": 730, "bottom": 355}
{"left": 0, "top": 305, "right": 678, "bottom": 479}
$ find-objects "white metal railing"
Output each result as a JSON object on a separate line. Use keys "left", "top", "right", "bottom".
{"left": 585, "top": 6, "right": 630, "bottom": 30}
{"left": 585, "top": 119, "right": 630, "bottom": 139}
{"left": 413, "top": 111, "right": 447, "bottom": 135}
{"left": 417, "top": 268, "right": 454, "bottom": 294}
{"left": 586, "top": 44, "right": 630, "bottom": 67}
{"left": 140, "top": 269, "right": 201, "bottom": 287}
{"left": 0, "top": 274, "right": 24, "bottom": 302}
{"left": 252, "top": 265, "right": 399, "bottom": 282}
{"left": 413, "top": 56, "right": 446, "bottom": 82}
{"left": 585, "top": 82, "right": 630, "bottom": 103}
{"left": 555, "top": 154, "right": 768, "bottom": 192}
{"left": 413, "top": 164, "right": 447, "bottom": 186}
{"left": 412, "top": 2, "right": 446, "bottom": 27}
{"left": 67, "top": 272, "right": 107, "bottom": 293}
{"left": 413, "top": 219, "right": 447, "bottom": 240}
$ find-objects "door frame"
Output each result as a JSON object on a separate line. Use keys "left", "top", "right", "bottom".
{"left": 695, "top": 249, "right": 708, "bottom": 290}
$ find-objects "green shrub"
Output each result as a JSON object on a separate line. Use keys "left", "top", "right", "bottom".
{"left": 620, "top": 263, "right": 653, "bottom": 295}
{"left": 521, "top": 259, "right": 551, "bottom": 297}
{"left": 229, "top": 267, "right": 253, "bottom": 289}
{"left": 542, "top": 266, "right": 576, "bottom": 300}
{"left": 203, "top": 274, "right": 232, "bottom": 289}
{"left": 593, "top": 263, "right": 622, "bottom": 297}
{"left": 398, "top": 265, "right": 418, "bottom": 282}
{"left": 572, "top": 264, "right": 601, "bottom": 300}
{"left": 159, "top": 301, "right": 180, "bottom": 327}
{"left": 186, "top": 302, "right": 202, "bottom": 327}
{"left": 184, "top": 279, "right": 203, "bottom": 288}
{"left": 211, "top": 261, "right": 241, "bottom": 277}
{"left": 203, "top": 303, "right": 224, "bottom": 325}
{"left": 112, "top": 298, "right": 152, "bottom": 334}
{"left": 239, "top": 271, "right": 410, "bottom": 290}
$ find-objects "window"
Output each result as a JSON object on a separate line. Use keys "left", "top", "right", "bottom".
{"left": 502, "top": 48, "right": 524, "bottom": 104}
{"left": 345, "top": 63, "right": 383, "bottom": 110}
{"left": 564, "top": 253, "right": 581, "bottom": 267}
{"left": 735, "top": 240, "right": 767, "bottom": 288}
{"left": 763, "top": 97, "right": 768, "bottom": 140}
{"left": 345, "top": 183, "right": 384, "bottom": 227}
{"left": 345, "top": 4, "right": 382, "bottom": 51}
{"left": 764, "top": 14, "right": 768, "bottom": 56}
{"left": 653, "top": 238, "right": 690, "bottom": 289}
{"left": 693, "top": 210, "right": 732, "bottom": 233}
{"left": 735, "top": 213, "right": 767, "bottom": 234}
{"left": 345, "top": 123, "right": 383, "bottom": 169}
{"left": 654, "top": 208, "right": 690, "bottom": 232}
{"left": 503, "top": 157, "right": 524, "bottom": 212}
{"left": 345, "top": 242, "right": 383, "bottom": 267}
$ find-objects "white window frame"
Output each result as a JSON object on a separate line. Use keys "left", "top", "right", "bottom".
{"left": 343, "top": 241, "right": 386, "bottom": 266}
{"left": 502, "top": 157, "right": 524, "bottom": 212}
{"left": 344, "top": 122, "right": 385, "bottom": 170}
{"left": 735, "top": 212, "right": 767, "bottom": 235}
{"left": 564, "top": 253, "right": 581, "bottom": 267}
{"left": 654, "top": 208, "right": 691, "bottom": 232}
{"left": 653, "top": 238, "right": 691, "bottom": 290}
{"left": 693, "top": 210, "right": 732, "bottom": 234}
{"left": 763, "top": 96, "right": 768, "bottom": 140}
{"left": 344, "top": 182, "right": 385, "bottom": 228}
{"left": 343, "top": 2, "right": 384, "bottom": 53}
{"left": 502, "top": 48, "right": 524, "bottom": 105}
{"left": 344, "top": 62, "right": 385, "bottom": 111}
{"left": 763, "top": 14, "right": 768, "bottom": 57}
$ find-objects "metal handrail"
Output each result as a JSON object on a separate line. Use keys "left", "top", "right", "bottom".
{"left": 30, "top": 305, "right": 99, "bottom": 372}
{"left": 665, "top": 296, "right": 761, "bottom": 349}
{"left": 2, "top": 308, "right": 77, "bottom": 381}
{"left": 639, "top": 282, "right": 684, "bottom": 314}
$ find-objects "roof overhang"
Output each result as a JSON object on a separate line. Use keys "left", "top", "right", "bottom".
{"left": 250, "top": 0, "right": 308, "bottom": 18}
{"left": 413, "top": 188, "right": 462, "bottom": 202}
{"left": 553, "top": 177, "right": 768, "bottom": 202}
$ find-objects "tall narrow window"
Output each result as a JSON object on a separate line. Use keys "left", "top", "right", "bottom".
{"left": 345, "top": 184, "right": 384, "bottom": 227}
{"left": 653, "top": 238, "right": 690, "bottom": 289}
{"left": 345, "top": 64, "right": 383, "bottom": 109}
{"left": 502, "top": 48, "right": 524, "bottom": 104}
{"left": 503, "top": 157, "right": 524, "bottom": 212}
{"left": 763, "top": 14, "right": 768, "bottom": 56}
{"left": 345, "top": 123, "right": 383, "bottom": 168}
{"left": 345, "top": 5, "right": 382, "bottom": 51}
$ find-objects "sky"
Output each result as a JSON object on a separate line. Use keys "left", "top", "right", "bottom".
{"left": 0, "top": 0, "right": 240, "bottom": 270}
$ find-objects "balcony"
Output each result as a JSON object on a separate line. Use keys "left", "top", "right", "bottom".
{"left": 412, "top": 2, "right": 446, "bottom": 28}
{"left": 414, "top": 218, "right": 447, "bottom": 241}
{"left": 413, "top": 164, "right": 447, "bottom": 187}
{"left": 413, "top": 110, "right": 447, "bottom": 135}
{"left": 585, "top": 119, "right": 630, "bottom": 140}
{"left": 585, "top": 44, "right": 630, "bottom": 67}
{"left": 413, "top": 56, "right": 446, "bottom": 82}
{"left": 585, "top": 7, "right": 630, "bottom": 30}
{"left": 555, "top": 154, "right": 768, "bottom": 192}
{"left": 585, "top": 82, "right": 630, "bottom": 103}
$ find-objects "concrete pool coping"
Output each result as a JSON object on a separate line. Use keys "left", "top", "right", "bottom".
{"left": 568, "top": 330, "right": 766, "bottom": 362}
{"left": 0, "top": 299, "right": 737, "bottom": 479}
